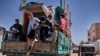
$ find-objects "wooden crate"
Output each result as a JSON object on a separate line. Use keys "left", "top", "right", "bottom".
{"left": 18, "top": 42, "right": 27, "bottom": 52}
{"left": 1, "top": 42, "right": 27, "bottom": 53}
{"left": 1, "top": 42, "right": 6, "bottom": 51}
{"left": 2, "top": 41, "right": 57, "bottom": 55}
{"left": 51, "top": 43, "right": 57, "bottom": 54}
{"left": 32, "top": 42, "right": 44, "bottom": 53}
{"left": 32, "top": 41, "right": 52, "bottom": 53}
{"left": 43, "top": 42, "right": 51, "bottom": 52}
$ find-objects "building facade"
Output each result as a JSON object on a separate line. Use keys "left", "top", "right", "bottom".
{"left": 88, "top": 23, "right": 100, "bottom": 42}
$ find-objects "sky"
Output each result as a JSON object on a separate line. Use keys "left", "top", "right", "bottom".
{"left": 0, "top": 0, "right": 100, "bottom": 45}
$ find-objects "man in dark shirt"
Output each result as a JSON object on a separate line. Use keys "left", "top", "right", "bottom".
{"left": 39, "top": 16, "right": 52, "bottom": 42}
{"left": 10, "top": 19, "right": 22, "bottom": 41}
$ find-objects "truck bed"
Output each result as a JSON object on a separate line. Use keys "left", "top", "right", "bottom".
{"left": 1, "top": 41, "right": 57, "bottom": 56}
{"left": 1, "top": 31, "right": 71, "bottom": 56}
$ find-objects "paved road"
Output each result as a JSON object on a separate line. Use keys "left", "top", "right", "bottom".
{"left": 71, "top": 53, "right": 78, "bottom": 56}
{"left": 0, "top": 52, "right": 7, "bottom": 56}
{"left": 0, "top": 53, "right": 2, "bottom": 56}
{"left": 0, "top": 52, "right": 100, "bottom": 56}
{"left": 71, "top": 53, "right": 100, "bottom": 56}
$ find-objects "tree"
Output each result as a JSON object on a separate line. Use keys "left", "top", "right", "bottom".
{"left": 80, "top": 41, "right": 84, "bottom": 44}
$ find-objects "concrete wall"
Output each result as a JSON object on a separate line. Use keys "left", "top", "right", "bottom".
{"left": 95, "top": 23, "right": 100, "bottom": 40}
{"left": 88, "top": 24, "right": 96, "bottom": 41}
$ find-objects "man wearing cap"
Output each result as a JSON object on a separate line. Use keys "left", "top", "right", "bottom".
{"left": 26, "top": 13, "right": 40, "bottom": 56}
{"left": 10, "top": 19, "right": 22, "bottom": 41}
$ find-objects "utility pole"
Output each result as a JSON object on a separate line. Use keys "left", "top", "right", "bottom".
{"left": 60, "top": 0, "right": 62, "bottom": 8}
{"left": 64, "top": 0, "right": 66, "bottom": 9}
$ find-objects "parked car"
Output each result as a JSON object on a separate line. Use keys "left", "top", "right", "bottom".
{"left": 78, "top": 44, "right": 95, "bottom": 56}
{"left": 73, "top": 46, "right": 79, "bottom": 53}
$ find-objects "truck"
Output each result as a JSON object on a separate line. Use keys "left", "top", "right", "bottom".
{"left": 89, "top": 40, "right": 100, "bottom": 54}
{"left": 78, "top": 44, "right": 96, "bottom": 56}
{"left": 1, "top": 1, "right": 71, "bottom": 56}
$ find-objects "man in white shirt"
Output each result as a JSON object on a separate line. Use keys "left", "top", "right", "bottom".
{"left": 26, "top": 13, "right": 40, "bottom": 56}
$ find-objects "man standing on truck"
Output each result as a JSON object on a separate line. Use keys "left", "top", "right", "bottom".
{"left": 39, "top": 16, "right": 52, "bottom": 42}
{"left": 10, "top": 19, "right": 22, "bottom": 41}
{"left": 46, "top": 24, "right": 59, "bottom": 43}
{"left": 26, "top": 13, "right": 40, "bottom": 56}
{"left": 59, "top": 14, "right": 67, "bottom": 32}
{"left": 48, "top": 15, "right": 57, "bottom": 26}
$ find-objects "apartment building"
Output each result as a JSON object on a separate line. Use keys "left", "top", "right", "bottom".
{"left": 88, "top": 23, "right": 100, "bottom": 42}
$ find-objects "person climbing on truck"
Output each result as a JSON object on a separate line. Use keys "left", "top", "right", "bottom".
{"left": 10, "top": 19, "right": 22, "bottom": 41}
{"left": 46, "top": 24, "right": 59, "bottom": 43}
{"left": 39, "top": 16, "right": 52, "bottom": 42}
{"left": 52, "top": 24, "right": 59, "bottom": 43}
{"left": 48, "top": 15, "right": 57, "bottom": 26}
{"left": 26, "top": 13, "right": 40, "bottom": 56}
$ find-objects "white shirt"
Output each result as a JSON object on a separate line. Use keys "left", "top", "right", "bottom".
{"left": 27, "top": 17, "right": 40, "bottom": 35}
{"left": 49, "top": 18, "right": 57, "bottom": 25}
{"left": 46, "top": 30, "right": 58, "bottom": 42}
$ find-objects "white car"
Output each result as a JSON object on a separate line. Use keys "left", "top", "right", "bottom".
{"left": 73, "top": 47, "right": 79, "bottom": 53}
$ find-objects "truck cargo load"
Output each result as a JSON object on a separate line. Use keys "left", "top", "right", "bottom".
{"left": 1, "top": 1, "right": 72, "bottom": 56}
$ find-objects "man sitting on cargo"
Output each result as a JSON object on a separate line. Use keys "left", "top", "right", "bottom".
{"left": 46, "top": 24, "right": 59, "bottom": 43}
{"left": 39, "top": 16, "right": 52, "bottom": 42}
{"left": 10, "top": 19, "right": 22, "bottom": 41}
{"left": 26, "top": 13, "right": 40, "bottom": 56}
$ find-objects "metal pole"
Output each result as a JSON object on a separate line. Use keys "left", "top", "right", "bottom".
{"left": 64, "top": 0, "right": 66, "bottom": 9}
{"left": 60, "top": 0, "right": 62, "bottom": 8}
